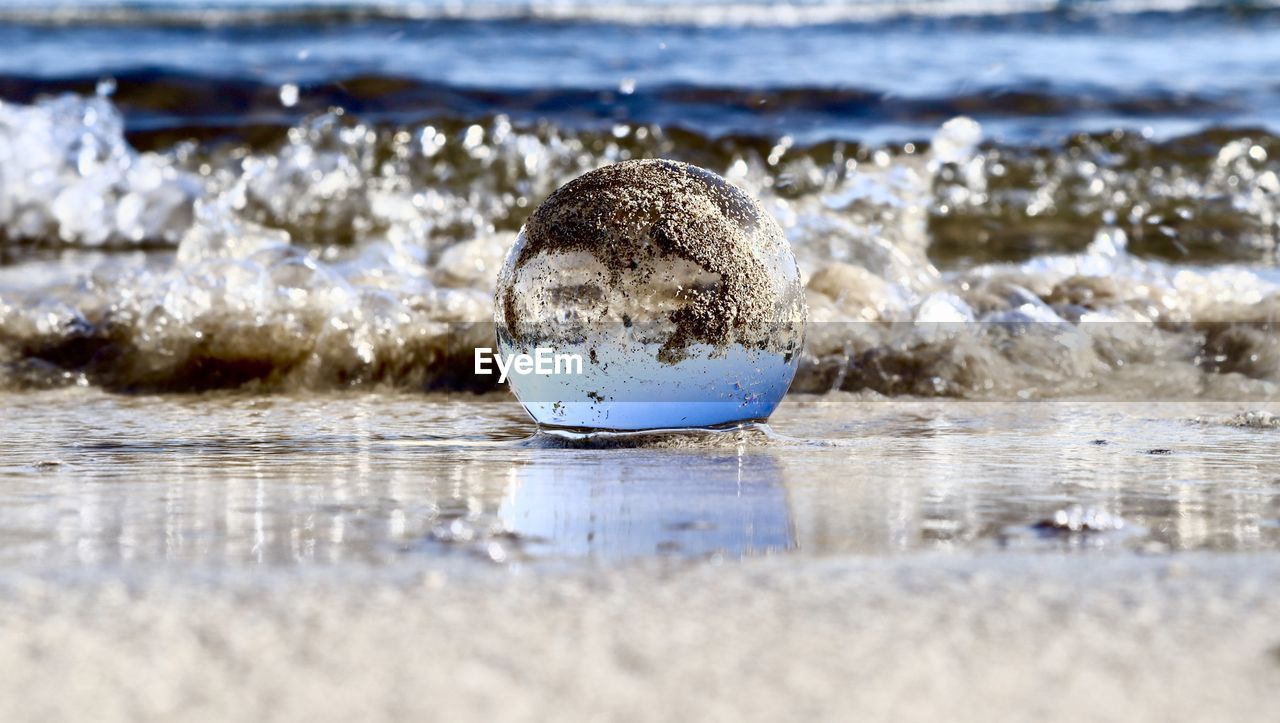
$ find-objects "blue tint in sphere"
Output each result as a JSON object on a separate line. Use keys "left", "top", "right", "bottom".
{"left": 495, "top": 159, "right": 806, "bottom": 431}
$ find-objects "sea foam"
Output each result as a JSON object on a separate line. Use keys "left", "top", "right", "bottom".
{"left": 2, "top": 92, "right": 1280, "bottom": 399}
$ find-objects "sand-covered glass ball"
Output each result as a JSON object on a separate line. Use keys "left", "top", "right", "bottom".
{"left": 494, "top": 159, "right": 806, "bottom": 431}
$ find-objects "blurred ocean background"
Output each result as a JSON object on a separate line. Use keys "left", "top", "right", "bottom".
{"left": 3, "top": 0, "right": 1280, "bottom": 144}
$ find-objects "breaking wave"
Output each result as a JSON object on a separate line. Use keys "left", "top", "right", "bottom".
{"left": 2, "top": 91, "right": 1280, "bottom": 398}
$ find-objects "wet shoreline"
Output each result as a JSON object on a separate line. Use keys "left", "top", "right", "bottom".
{"left": 3, "top": 390, "right": 1278, "bottom": 569}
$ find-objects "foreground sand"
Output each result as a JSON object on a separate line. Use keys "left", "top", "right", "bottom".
{"left": 2, "top": 553, "right": 1277, "bottom": 722}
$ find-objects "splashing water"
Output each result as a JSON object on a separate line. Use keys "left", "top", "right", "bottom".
{"left": 0, "top": 90, "right": 199, "bottom": 246}
{"left": 1, "top": 89, "right": 1280, "bottom": 400}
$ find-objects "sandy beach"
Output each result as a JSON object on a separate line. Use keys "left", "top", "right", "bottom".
{"left": 3, "top": 554, "right": 1278, "bottom": 722}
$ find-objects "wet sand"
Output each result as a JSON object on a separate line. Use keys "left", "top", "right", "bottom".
{"left": 3, "top": 391, "right": 1279, "bottom": 562}
{"left": 2, "top": 554, "right": 1278, "bottom": 722}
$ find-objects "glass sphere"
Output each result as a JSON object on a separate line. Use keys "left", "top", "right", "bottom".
{"left": 494, "top": 159, "right": 806, "bottom": 431}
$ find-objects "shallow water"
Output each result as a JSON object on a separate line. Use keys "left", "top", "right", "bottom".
{"left": 3, "top": 388, "right": 1277, "bottom": 568}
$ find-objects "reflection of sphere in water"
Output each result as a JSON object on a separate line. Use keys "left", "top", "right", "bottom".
{"left": 495, "top": 159, "right": 806, "bottom": 431}
{"left": 499, "top": 447, "right": 795, "bottom": 559}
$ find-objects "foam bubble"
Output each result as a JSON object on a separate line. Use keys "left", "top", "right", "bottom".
{"left": 0, "top": 93, "right": 200, "bottom": 247}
